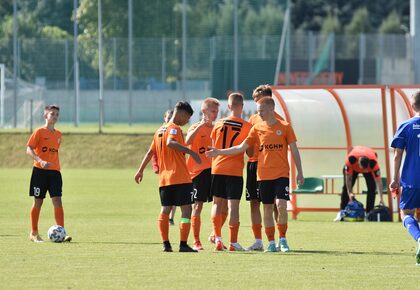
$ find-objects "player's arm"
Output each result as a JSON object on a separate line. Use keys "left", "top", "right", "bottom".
{"left": 389, "top": 148, "right": 403, "bottom": 197}
{"left": 289, "top": 142, "right": 304, "bottom": 187}
{"left": 344, "top": 172, "right": 355, "bottom": 201}
{"left": 167, "top": 138, "right": 202, "bottom": 164}
{"left": 185, "top": 121, "right": 208, "bottom": 145}
{"left": 26, "top": 146, "right": 50, "bottom": 169}
{"left": 134, "top": 147, "right": 154, "bottom": 184}
{"left": 206, "top": 140, "right": 250, "bottom": 157}
{"left": 375, "top": 176, "right": 384, "bottom": 205}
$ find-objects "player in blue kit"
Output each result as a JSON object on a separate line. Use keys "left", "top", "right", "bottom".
{"left": 390, "top": 91, "right": 420, "bottom": 266}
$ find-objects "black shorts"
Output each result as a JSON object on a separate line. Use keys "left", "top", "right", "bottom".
{"left": 246, "top": 161, "right": 259, "bottom": 201}
{"left": 211, "top": 174, "right": 243, "bottom": 200}
{"left": 258, "top": 177, "right": 290, "bottom": 204}
{"left": 29, "top": 167, "right": 63, "bottom": 199}
{"left": 192, "top": 168, "right": 212, "bottom": 202}
{"left": 159, "top": 183, "right": 194, "bottom": 206}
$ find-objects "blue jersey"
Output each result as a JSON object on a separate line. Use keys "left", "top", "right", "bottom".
{"left": 390, "top": 116, "right": 420, "bottom": 189}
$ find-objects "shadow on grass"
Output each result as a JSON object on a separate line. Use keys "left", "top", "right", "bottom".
{"left": 292, "top": 249, "right": 411, "bottom": 256}
{"left": 74, "top": 241, "right": 162, "bottom": 245}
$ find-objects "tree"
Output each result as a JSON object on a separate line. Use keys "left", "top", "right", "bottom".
{"left": 379, "top": 10, "right": 405, "bottom": 34}
{"left": 344, "top": 7, "right": 372, "bottom": 35}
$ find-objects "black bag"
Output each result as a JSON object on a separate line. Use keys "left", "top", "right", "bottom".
{"left": 366, "top": 205, "right": 391, "bottom": 222}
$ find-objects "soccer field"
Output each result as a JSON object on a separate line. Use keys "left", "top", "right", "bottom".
{"left": 0, "top": 168, "right": 418, "bottom": 289}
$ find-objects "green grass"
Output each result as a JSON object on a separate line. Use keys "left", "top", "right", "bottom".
{"left": 0, "top": 122, "right": 188, "bottom": 135}
{"left": 1, "top": 168, "right": 419, "bottom": 290}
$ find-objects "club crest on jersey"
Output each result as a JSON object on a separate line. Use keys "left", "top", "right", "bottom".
{"left": 170, "top": 128, "right": 177, "bottom": 135}
{"left": 276, "top": 130, "right": 283, "bottom": 135}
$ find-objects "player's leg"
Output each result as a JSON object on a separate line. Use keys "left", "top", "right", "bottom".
{"left": 169, "top": 206, "right": 176, "bottom": 225}
{"left": 159, "top": 185, "right": 177, "bottom": 252}
{"left": 259, "top": 180, "right": 276, "bottom": 252}
{"left": 400, "top": 188, "right": 420, "bottom": 265}
{"left": 275, "top": 178, "right": 290, "bottom": 252}
{"left": 191, "top": 168, "right": 211, "bottom": 250}
{"left": 49, "top": 170, "right": 71, "bottom": 242}
{"left": 226, "top": 176, "right": 245, "bottom": 251}
{"left": 246, "top": 161, "right": 263, "bottom": 249}
{"left": 176, "top": 183, "right": 197, "bottom": 252}
{"left": 29, "top": 167, "right": 47, "bottom": 242}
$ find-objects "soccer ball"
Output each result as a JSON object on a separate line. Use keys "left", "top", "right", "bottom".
{"left": 47, "top": 225, "right": 67, "bottom": 242}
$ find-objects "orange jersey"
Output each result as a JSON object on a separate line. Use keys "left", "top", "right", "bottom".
{"left": 248, "top": 112, "right": 284, "bottom": 162}
{"left": 211, "top": 116, "right": 252, "bottom": 176}
{"left": 344, "top": 146, "right": 381, "bottom": 180}
{"left": 245, "top": 120, "right": 297, "bottom": 181}
{"left": 27, "top": 127, "right": 62, "bottom": 171}
{"left": 187, "top": 122, "right": 213, "bottom": 179}
{"left": 151, "top": 122, "right": 192, "bottom": 187}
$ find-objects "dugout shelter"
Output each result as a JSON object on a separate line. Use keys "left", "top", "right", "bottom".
{"left": 271, "top": 85, "right": 419, "bottom": 220}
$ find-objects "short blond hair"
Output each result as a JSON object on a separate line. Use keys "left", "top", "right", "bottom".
{"left": 257, "top": 97, "right": 275, "bottom": 109}
{"left": 201, "top": 97, "right": 220, "bottom": 111}
{"left": 228, "top": 92, "right": 243, "bottom": 107}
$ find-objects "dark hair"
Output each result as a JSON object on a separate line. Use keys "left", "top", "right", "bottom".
{"left": 359, "top": 156, "right": 369, "bottom": 169}
{"left": 252, "top": 84, "right": 272, "bottom": 100}
{"left": 413, "top": 91, "right": 420, "bottom": 110}
{"left": 45, "top": 104, "right": 60, "bottom": 111}
{"left": 175, "top": 101, "right": 194, "bottom": 116}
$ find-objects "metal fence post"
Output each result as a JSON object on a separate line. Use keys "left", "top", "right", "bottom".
{"left": 358, "top": 33, "right": 365, "bottom": 84}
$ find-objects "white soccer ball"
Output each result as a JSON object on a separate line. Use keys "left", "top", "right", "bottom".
{"left": 47, "top": 225, "right": 67, "bottom": 242}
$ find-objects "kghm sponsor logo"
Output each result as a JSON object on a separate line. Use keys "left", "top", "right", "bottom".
{"left": 259, "top": 143, "right": 283, "bottom": 151}
{"left": 413, "top": 124, "right": 420, "bottom": 130}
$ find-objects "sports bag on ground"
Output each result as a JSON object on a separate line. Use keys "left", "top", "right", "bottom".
{"left": 366, "top": 205, "right": 391, "bottom": 222}
{"left": 343, "top": 200, "right": 365, "bottom": 222}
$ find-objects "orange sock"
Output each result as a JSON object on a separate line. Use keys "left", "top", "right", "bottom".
{"left": 179, "top": 219, "right": 191, "bottom": 242}
{"left": 191, "top": 216, "right": 201, "bottom": 242}
{"left": 54, "top": 207, "right": 64, "bottom": 227}
{"left": 211, "top": 215, "right": 222, "bottom": 237}
{"left": 158, "top": 213, "right": 170, "bottom": 242}
{"left": 252, "top": 223, "right": 262, "bottom": 240}
{"left": 221, "top": 213, "right": 228, "bottom": 227}
{"left": 229, "top": 223, "right": 240, "bottom": 244}
{"left": 30, "top": 207, "right": 41, "bottom": 232}
{"left": 277, "top": 223, "right": 288, "bottom": 238}
{"left": 265, "top": 226, "right": 275, "bottom": 242}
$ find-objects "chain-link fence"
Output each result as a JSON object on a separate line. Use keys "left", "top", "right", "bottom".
{"left": 0, "top": 33, "right": 414, "bottom": 126}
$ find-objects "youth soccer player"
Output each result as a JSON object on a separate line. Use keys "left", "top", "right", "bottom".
{"left": 26, "top": 105, "right": 71, "bottom": 243}
{"left": 390, "top": 91, "right": 420, "bottom": 266}
{"left": 186, "top": 98, "right": 220, "bottom": 250}
{"left": 209, "top": 92, "right": 252, "bottom": 251}
{"left": 246, "top": 84, "right": 285, "bottom": 251}
{"left": 134, "top": 101, "right": 201, "bottom": 252}
{"left": 207, "top": 97, "right": 304, "bottom": 252}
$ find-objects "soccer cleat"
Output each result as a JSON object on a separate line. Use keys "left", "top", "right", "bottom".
{"left": 163, "top": 241, "right": 173, "bottom": 252}
{"left": 264, "top": 243, "right": 277, "bottom": 253}
{"left": 29, "top": 234, "right": 44, "bottom": 243}
{"left": 179, "top": 244, "right": 198, "bottom": 252}
{"left": 229, "top": 242, "right": 246, "bottom": 251}
{"left": 169, "top": 219, "right": 175, "bottom": 226}
{"left": 246, "top": 241, "right": 264, "bottom": 251}
{"left": 277, "top": 238, "right": 290, "bottom": 252}
{"left": 63, "top": 235, "right": 72, "bottom": 242}
{"left": 416, "top": 239, "right": 420, "bottom": 266}
{"left": 215, "top": 240, "right": 225, "bottom": 251}
{"left": 193, "top": 241, "right": 204, "bottom": 251}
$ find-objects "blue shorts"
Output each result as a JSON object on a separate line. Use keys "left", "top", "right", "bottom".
{"left": 400, "top": 188, "right": 420, "bottom": 210}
